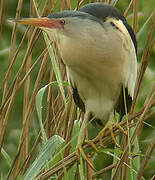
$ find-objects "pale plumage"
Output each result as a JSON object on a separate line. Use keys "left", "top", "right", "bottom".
{"left": 44, "top": 4, "right": 137, "bottom": 123}
{"left": 12, "top": 3, "right": 137, "bottom": 124}
{"left": 12, "top": 2, "right": 138, "bottom": 169}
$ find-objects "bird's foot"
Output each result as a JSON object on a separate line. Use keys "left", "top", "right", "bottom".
{"left": 75, "top": 143, "right": 96, "bottom": 170}
{"left": 76, "top": 139, "right": 99, "bottom": 170}
{"left": 84, "top": 140, "right": 99, "bottom": 154}
{"left": 98, "top": 121, "right": 127, "bottom": 148}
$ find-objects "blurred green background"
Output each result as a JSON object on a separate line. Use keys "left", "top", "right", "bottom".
{"left": 0, "top": 0, "right": 155, "bottom": 179}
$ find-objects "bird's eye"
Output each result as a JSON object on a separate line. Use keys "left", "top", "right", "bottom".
{"left": 59, "top": 19, "right": 66, "bottom": 25}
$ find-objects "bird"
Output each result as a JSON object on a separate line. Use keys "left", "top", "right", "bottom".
{"left": 11, "top": 2, "right": 137, "bottom": 168}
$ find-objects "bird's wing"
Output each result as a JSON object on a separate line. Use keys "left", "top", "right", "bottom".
{"left": 110, "top": 18, "right": 137, "bottom": 116}
{"left": 79, "top": 2, "right": 137, "bottom": 51}
{"left": 66, "top": 67, "right": 85, "bottom": 112}
{"left": 113, "top": 19, "right": 137, "bottom": 99}
{"left": 79, "top": 3, "right": 137, "bottom": 99}
{"left": 79, "top": 3, "right": 137, "bottom": 116}
{"left": 79, "top": 3, "right": 137, "bottom": 51}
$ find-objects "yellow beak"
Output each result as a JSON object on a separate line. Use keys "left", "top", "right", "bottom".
{"left": 9, "top": 17, "right": 62, "bottom": 29}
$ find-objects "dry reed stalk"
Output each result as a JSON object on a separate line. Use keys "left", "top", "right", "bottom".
{"left": 131, "top": 11, "right": 155, "bottom": 112}
{"left": 5, "top": 1, "right": 55, "bottom": 178}
{"left": 113, "top": 84, "right": 155, "bottom": 180}
{"left": 10, "top": 50, "right": 49, "bottom": 179}
{"left": 33, "top": 95, "right": 155, "bottom": 179}
{"left": 136, "top": 137, "right": 155, "bottom": 180}
{"left": 1, "top": 0, "right": 155, "bottom": 179}
{"left": 22, "top": 1, "right": 35, "bottom": 161}
{"left": 133, "top": 0, "right": 138, "bottom": 34}
{"left": 0, "top": 28, "right": 41, "bottom": 150}
{"left": 123, "top": 0, "right": 134, "bottom": 17}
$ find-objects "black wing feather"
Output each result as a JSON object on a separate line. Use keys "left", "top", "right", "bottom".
{"left": 68, "top": 75, "right": 85, "bottom": 112}
{"left": 116, "top": 88, "right": 132, "bottom": 120}
{"left": 72, "top": 86, "right": 85, "bottom": 112}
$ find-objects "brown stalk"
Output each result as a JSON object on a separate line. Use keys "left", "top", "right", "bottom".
{"left": 136, "top": 137, "right": 155, "bottom": 180}
{"left": 0, "top": 29, "right": 40, "bottom": 115}
{"left": 35, "top": 152, "right": 77, "bottom": 180}
{"left": 20, "top": 95, "right": 68, "bottom": 175}
{"left": 19, "top": 96, "right": 155, "bottom": 179}
{"left": 10, "top": 51, "right": 49, "bottom": 179}
{"left": 112, "top": 84, "right": 155, "bottom": 180}
{"left": 124, "top": 0, "right": 134, "bottom": 17}
{"left": 22, "top": 0, "right": 39, "bottom": 161}
{"left": 1, "top": 1, "right": 155, "bottom": 180}
{"left": 34, "top": 121, "right": 136, "bottom": 180}
{"left": 0, "top": 46, "right": 47, "bottom": 124}
{"left": 19, "top": 48, "right": 48, "bottom": 87}
{"left": 2, "top": 0, "right": 23, "bottom": 102}
{"left": 57, "top": 163, "right": 75, "bottom": 180}
{"left": 0, "top": 0, "right": 5, "bottom": 40}
{"left": 33, "top": 103, "right": 153, "bottom": 180}
{"left": 93, "top": 163, "right": 117, "bottom": 178}
{"left": 144, "top": 111, "right": 155, "bottom": 121}
{"left": 22, "top": 25, "right": 33, "bottom": 165}
{"left": 133, "top": 0, "right": 138, "bottom": 34}
{"left": 131, "top": 11, "right": 155, "bottom": 112}
{"left": 0, "top": 80, "right": 19, "bottom": 149}
{"left": 5, "top": 1, "right": 49, "bottom": 171}
{"left": 19, "top": 98, "right": 73, "bottom": 176}
{"left": 0, "top": 28, "right": 41, "bottom": 149}
{"left": 60, "top": 0, "right": 71, "bottom": 11}
{"left": 6, "top": 138, "right": 25, "bottom": 180}
{"left": 76, "top": 0, "right": 85, "bottom": 9}
{"left": 121, "top": 1, "right": 137, "bottom": 177}
{"left": 45, "top": 69, "right": 55, "bottom": 138}
{"left": 0, "top": 27, "right": 30, "bottom": 93}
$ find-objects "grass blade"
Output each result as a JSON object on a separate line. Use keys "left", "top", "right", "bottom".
{"left": 23, "top": 135, "right": 65, "bottom": 180}
{"left": 36, "top": 81, "right": 69, "bottom": 143}
{"left": 43, "top": 32, "right": 67, "bottom": 109}
{"left": 1, "top": 148, "right": 12, "bottom": 167}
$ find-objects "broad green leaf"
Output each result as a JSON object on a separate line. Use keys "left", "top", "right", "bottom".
{"left": 36, "top": 84, "right": 48, "bottom": 143}
{"left": 36, "top": 81, "right": 68, "bottom": 143}
{"left": 23, "top": 135, "right": 65, "bottom": 180}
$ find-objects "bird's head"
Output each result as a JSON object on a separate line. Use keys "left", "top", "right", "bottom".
{"left": 11, "top": 10, "right": 102, "bottom": 41}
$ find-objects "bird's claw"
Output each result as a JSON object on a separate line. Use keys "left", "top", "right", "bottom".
{"left": 75, "top": 143, "right": 96, "bottom": 170}
{"left": 98, "top": 122, "right": 127, "bottom": 148}
{"left": 84, "top": 140, "right": 99, "bottom": 154}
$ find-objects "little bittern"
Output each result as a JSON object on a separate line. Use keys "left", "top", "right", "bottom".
{"left": 12, "top": 2, "right": 137, "bottom": 168}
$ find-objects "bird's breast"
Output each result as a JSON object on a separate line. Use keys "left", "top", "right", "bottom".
{"left": 68, "top": 64, "right": 122, "bottom": 121}
{"left": 57, "top": 27, "right": 126, "bottom": 121}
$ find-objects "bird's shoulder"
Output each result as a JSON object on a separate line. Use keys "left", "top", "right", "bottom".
{"left": 79, "top": 3, "right": 137, "bottom": 53}
{"left": 79, "top": 3, "right": 126, "bottom": 22}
